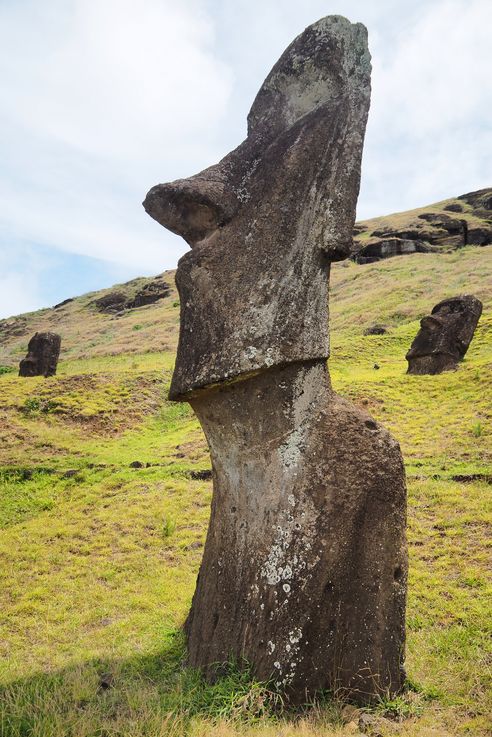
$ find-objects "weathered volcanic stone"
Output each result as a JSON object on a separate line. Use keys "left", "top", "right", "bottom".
{"left": 93, "top": 291, "right": 127, "bottom": 313}
{"left": 417, "top": 212, "right": 468, "bottom": 247}
{"left": 352, "top": 187, "right": 492, "bottom": 263}
{"left": 458, "top": 187, "right": 492, "bottom": 211}
{"left": 467, "top": 226, "right": 492, "bottom": 246}
{"left": 355, "top": 237, "right": 433, "bottom": 263}
{"left": 19, "top": 332, "right": 61, "bottom": 377}
{"left": 144, "top": 15, "right": 407, "bottom": 703}
{"left": 189, "top": 362, "right": 406, "bottom": 700}
{"left": 127, "top": 278, "right": 171, "bottom": 308}
{"left": 364, "top": 324, "right": 387, "bottom": 335}
{"left": 406, "top": 295, "right": 482, "bottom": 375}
{"left": 443, "top": 203, "right": 464, "bottom": 213}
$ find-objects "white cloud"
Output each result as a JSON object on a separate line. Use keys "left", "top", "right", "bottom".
{"left": 360, "top": 0, "right": 492, "bottom": 216}
{"left": 371, "top": 0, "right": 491, "bottom": 137}
{"left": 0, "top": 0, "right": 232, "bottom": 161}
{"left": 0, "top": 0, "right": 490, "bottom": 318}
{"left": 0, "top": 0, "right": 233, "bottom": 278}
{"left": 0, "top": 271, "right": 41, "bottom": 320}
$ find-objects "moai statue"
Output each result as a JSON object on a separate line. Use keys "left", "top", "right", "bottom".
{"left": 407, "top": 295, "right": 482, "bottom": 375}
{"left": 144, "top": 16, "right": 407, "bottom": 704}
{"left": 19, "top": 332, "right": 61, "bottom": 377}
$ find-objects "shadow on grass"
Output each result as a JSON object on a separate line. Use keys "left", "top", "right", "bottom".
{"left": 0, "top": 630, "right": 285, "bottom": 737}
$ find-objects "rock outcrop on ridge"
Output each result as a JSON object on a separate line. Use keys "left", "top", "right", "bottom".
{"left": 353, "top": 187, "right": 492, "bottom": 263}
{"left": 91, "top": 278, "right": 171, "bottom": 314}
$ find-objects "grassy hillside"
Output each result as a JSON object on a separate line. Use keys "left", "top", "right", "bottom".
{"left": 0, "top": 245, "right": 491, "bottom": 736}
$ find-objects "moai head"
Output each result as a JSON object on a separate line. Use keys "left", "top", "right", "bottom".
{"left": 144, "top": 16, "right": 371, "bottom": 399}
{"left": 19, "top": 332, "right": 62, "bottom": 377}
{"left": 406, "top": 295, "right": 482, "bottom": 374}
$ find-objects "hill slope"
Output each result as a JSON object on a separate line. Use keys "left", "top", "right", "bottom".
{"left": 0, "top": 222, "right": 491, "bottom": 733}
{"left": 353, "top": 187, "right": 492, "bottom": 262}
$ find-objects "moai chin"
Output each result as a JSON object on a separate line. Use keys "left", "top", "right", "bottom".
{"left": 144, "top": 16, "right": 407, "bottom": 704}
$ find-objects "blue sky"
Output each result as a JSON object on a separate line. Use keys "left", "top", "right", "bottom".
{"left": 0, "top": 0, "right": 491, "bottom": 318}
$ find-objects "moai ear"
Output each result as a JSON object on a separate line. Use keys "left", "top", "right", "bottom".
{"left": 143, "top": 174, "right": 239, "bottom": 247}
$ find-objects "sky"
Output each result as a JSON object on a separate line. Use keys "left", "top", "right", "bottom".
{"left": 0, "top": 0, "right": 491, "bottom": 318}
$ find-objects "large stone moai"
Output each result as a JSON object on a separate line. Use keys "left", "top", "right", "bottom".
{"left": 406, "top": 295, "right": 482, "bottom": 375}
{"left": 19, "top": 332, "right": 61, "bottom": 377}
{"left": 144, "top": 16, "right": 407, "bottom": 704}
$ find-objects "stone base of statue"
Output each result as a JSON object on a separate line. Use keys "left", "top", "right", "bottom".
{"left": 185, "top": 361, "right": 407, "bottom": 703}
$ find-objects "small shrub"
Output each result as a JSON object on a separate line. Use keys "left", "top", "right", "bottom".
{"left": 162, "top": 516, "right": 176, "bottom": 538}
{"left": 459, "top": 574, "right": 485, "bottom": 588}
{"left": 41, "top": 400, "right": 59, "bottom": 414}
{"left": 0, "top": 365, "right": 13, "bottom": 375}
{"left": 172, "top": 301, "right": 180, "bottom": 308}
{"left": 21, "top": 397, "right": 60, "bottom": 415}
{"left": 471, "top": 421, "right": 484, "bottom": 438}
{"left": 375, "top": 693, "right": 423, "bottom": 719}
{"left": 132, "top": 324, "right": 143, "bottom": 331}
{"left": 22, "top": 397, "right": 40, "bottom": 414}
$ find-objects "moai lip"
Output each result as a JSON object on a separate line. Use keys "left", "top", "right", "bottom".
{"left": 144, "top": 15, "right": 407, "bottom": 704}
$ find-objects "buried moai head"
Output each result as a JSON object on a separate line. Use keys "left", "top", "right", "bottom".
{"left": 19, "top": 332, "right": 61, "bottom": 377}
{"left": 144, "top": 16, "right": 371, "bottom": 399}
{"left": 406, "top": 295, "right": 482, "bottom": 375}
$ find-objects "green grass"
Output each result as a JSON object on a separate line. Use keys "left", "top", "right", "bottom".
{"left": 0, "top": 247, "right": 491, "bottom": 735}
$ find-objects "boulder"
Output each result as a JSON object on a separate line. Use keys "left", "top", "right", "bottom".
{"left": 467, "top": 225, "right": 492, "bottom": 246}
{"left": 406, "top": 295, "right": 482, "bottom": 374}
{"left": 53, "top": 297, "right": 74, "bottom": 309}
{"left": 371, "top": 214, "right": 467, "bottom": 249}
{"left": 364, "top": 324, "right": 387, "bottom": 335}
{"left": 92, "top": 280, "right": 171, "bottom": 313}
{"left": 458, "top": 187, "right": 492, "bottom": 211}
{"left": 417, "top": 212, "right": 467, "bottom": 247}
{"left": 19, "top": 332, "right": 61, "bottom": 377}
{"left": 126, "top": 278, "right": 171, "bottom": 308}
{"left": 355, "top": 238, "right": 432, "bottom": 262}
{"left": 93, "top": 291, "right": 127, "bottom": 313}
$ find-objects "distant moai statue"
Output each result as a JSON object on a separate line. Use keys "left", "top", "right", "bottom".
{"left": 19, "top": 332, "right": 61, "bottom": 377}
{"left": 407, "top": 295, "right": 482, "bottom": 374}
{"left": 144, "top": 16, "right": 407, "bottom": 703}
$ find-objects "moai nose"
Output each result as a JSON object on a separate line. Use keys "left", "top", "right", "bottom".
{"left": 143, "top": 175, "right": 238, "bottom": 247}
